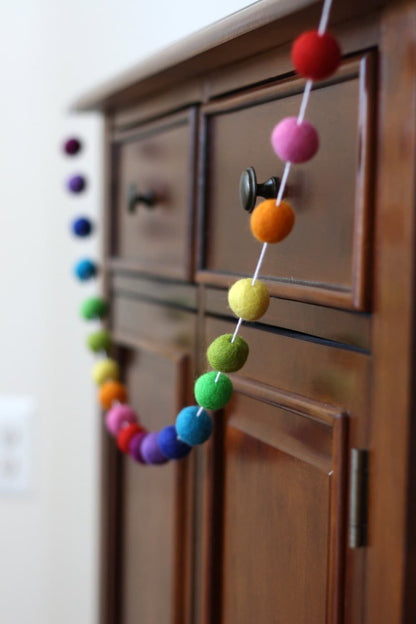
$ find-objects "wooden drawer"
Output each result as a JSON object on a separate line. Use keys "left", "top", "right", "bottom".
{"left": 197, "top": 53, "right": 374, "bottom": 310}
{"left": 111, "top": 109, "right": 197, "bottom": 280}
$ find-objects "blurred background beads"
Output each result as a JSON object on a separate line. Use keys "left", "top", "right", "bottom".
{"left": 72, "top": 216, "right": 93, "bottom": 238}
{"left": 63, "top": 137, "right": 82, "bottom": 156}
{"left": 74, "top": 258, "right": 97, "bottom": 281}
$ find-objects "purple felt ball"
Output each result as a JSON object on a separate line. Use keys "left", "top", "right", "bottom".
{"left": 129, "top": 430, "right": 148, "bottom": 463}
{"left": 140, "top": 432, "right": 169, "bottom": 465}
{"left": 67, "top": 174, "right": 86, "bottom": 193}
{"left": 63, "top": 137, "right": 82, "bottom": 156}
{"left": 271, "top": 117, "right": 319, "bottom": 163}
{"left": 105, "top": 404, "right": 137, "bottom": 436}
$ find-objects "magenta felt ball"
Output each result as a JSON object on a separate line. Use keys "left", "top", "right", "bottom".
{"left": 105, "top": 404, "right": 137, "bottom": 436}
{"left": 129, "top": 430, "right": 148, "bottom": 463}
{"left": 271, "top": 117, "right": 319, "bottom": 164}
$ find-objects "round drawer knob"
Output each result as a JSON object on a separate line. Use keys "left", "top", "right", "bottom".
{"left": 239, "top": 166, "right": 280, "bottom": 213}
{"left": 127, "top": 184, "right": 156, "bottom": 212}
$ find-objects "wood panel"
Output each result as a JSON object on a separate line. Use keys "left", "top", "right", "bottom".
{"left": 197, "top": 54, "right": 375, "bottom": 309}
{"left": 201, "top": 379, "right": 348, "bottom": 624}
{"left": 116, "top": 341, "right": 194, "bottom": 624}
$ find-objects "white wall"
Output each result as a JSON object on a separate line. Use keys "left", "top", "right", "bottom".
{"left": 0, "top": 1, "right": 249, "bottom": 623}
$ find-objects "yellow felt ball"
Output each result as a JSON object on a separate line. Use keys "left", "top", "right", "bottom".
{"left": 228, "top": 278, "right": 270, "bottom": 321}
{"left": 250, "top": 199, "right": 295, "bottom": 243}
{"left": 92, "top": 358, "right": 120, "bottom": 386}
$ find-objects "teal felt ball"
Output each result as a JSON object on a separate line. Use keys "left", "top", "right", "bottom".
{"left": 207, "top": 334, "right": 249, "bottom": 373}
{"left": 80, "top": 296, "right": 108, "bottom": 320}
{"left": 194, "top": 372, "right": 233, "bottom": 410}
{"left": 175, "top": 406, "right": 213, "bottom": 446}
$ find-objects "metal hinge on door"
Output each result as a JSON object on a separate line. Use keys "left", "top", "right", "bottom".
{"left": 348, "top": 449, "right": 369, "bottom": 548}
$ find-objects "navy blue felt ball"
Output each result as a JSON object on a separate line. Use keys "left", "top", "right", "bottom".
{"left": 175, "top": 406, "right": 212, "bottom": 446}
{"left": 72, "top": 217, "right": 92, "bottom": 237}
{"left": 157, "top": 425, "right": 192, "bottom": 459}
{"left": 74, "top": 258, "right": 97, "bottom": 281}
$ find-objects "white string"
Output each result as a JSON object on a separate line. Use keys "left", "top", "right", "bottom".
{"left": 212, "top": 0, "right": 334, "bottom": 385}
{"left": 297, "top": 80, "right": 313, "bottom": 125}
{"left": 318, "top": 0, "right": 334, "bottom": 34}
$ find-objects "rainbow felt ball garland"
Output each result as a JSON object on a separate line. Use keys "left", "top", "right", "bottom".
{"left": 67, "top": 4, "right": 341, "bottom": 466}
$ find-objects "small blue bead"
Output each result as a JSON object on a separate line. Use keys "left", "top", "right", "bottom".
{"left": 74, "top": 258, "right": 97, "bottom": 281}
{"left": 175, "top": 406, "right": 212, "bottom": 446}
{"left": 72, "top": 217, "right": 92, "bottom": 237}
{"left": 157, "top": 425, "right": 192, "bottom": 459}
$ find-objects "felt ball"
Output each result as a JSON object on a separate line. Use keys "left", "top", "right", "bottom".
{"left": 194, "top": 372, "right": 233, "bottom": 410}
{"left": 271, "top": 117, "right": 319, "bottom": 164}
{"left": 140, "top": 432, "right": 169, "bottom": 465}
{"left": 250, "top": 199, "right": 295, "bottom": 243}
{"left": 106, "top": 404, "right": 138, "bottom": 436}
{"left": 207, "top": 334, "right": 249, "bottom": 373}
{"left": 67, "top": 174, "right": 86, "bottom": 193}
{"left": 228, "top": 278, "right": 270, "bottom": 321}
{"left": 175, "top": 406, "right": 213, "bottom": 446}
{"left": 72, "top": 216, "right": 93, "bottom": 238}
{"left": 63, "top": 137, "right": 82, "bottom": 156}
{"left": 292, "top": 30, "right": 341, "bottom": 80}
{"left": 92, "top": 358, "right": 119, "bottom": 386}
{"left": 99, "top": 380, "right": 128, "bottom": 409}
{"left": 87, "top": 329, "right": 112, "bottom": 353}
{"left": 80, "top": 296, "right": 108, "bottom": 320}
{"left": 74, "top": 258, "right": 97, "bottom": 281}
{"left": 129, "top": 430, "right": 148, "bottom": 463}
{"left": 117, "top": 423, "right": 144, "bottom": 454}
{"left": 157, "top": 425, "right": 192, "bottom": 460}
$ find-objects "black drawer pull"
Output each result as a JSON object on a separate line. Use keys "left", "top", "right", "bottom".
{"left": 127, "top": 184, "right": 156, "bottom": 212}
{"left": 239, "top": 166, "right": 280, "bottom": 213}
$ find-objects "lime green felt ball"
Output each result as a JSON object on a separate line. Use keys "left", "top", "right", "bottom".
{"left": 80, "top": 297, "right": 108, "bottom": 320}
{"left": 207, "top": 334, "right": 249, "bottom": 373}
{"left": 228, "top": 278, "right": 270, "bottom": 321}
{"left": 87, "top": 329, "right": 112, "bottom": 353}
{"left": 92, "top": 358, "right": 120, "bottom": 386}
{"left": 194, "top": 372, "right": 233, "bottom": 410}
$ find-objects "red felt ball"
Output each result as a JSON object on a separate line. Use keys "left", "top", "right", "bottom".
{"left": 291, "top": 30, "right": 341, "bottom": 80}
{"left": 117, "top": 423, "right": 144, "bottom": 454}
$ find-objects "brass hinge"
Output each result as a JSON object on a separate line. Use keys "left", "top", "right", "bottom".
{"left": 348, "top": 448, "right": 369, "bottom": 548}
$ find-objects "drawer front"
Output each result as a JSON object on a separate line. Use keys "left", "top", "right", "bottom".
{"left": 111, "top": 110, "right": 196, "bottom": 280}
{"left": 198, "top": 54, "right": 374, "bottom": 310}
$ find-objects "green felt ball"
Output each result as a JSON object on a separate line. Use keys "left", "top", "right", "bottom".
{"left": 80, "top": 297, "right": 108, "bottom": 320}
{"left": 87, "top": 329, "right": 112, "bottom": 353}
{"left": 194, "top": 372, "right": 233, "bottom": 410}
{"left": 207, "top": 334, "right": 249, "bottom": 373}
{"left": 228, "top": 278, "right": 270, "bottom": 321}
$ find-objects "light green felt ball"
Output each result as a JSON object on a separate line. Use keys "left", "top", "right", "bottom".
{"left": 87, "top": 329, "right": 112, "bottom": 353}
{"left": 194, "top": 372, "right": 233, "bottom": 410}
{"left": 80, "top": 297, "right": 108, "bottom": 320}
{"left": 228, "top": 278, "right": 270, "bottom": 321}
{"left": 207, "top": 334, "right": 249, "bottom": 373}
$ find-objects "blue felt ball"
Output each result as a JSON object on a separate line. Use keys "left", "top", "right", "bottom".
{"left": 74, "top": 258, "right": 97, "bottom": 281}
{"left": 72, "top": 217, "right": 93, "bottom": 238}
{"left": 157, "top": 425, "right": 192, "bottom": 459}
{"left": 175, "top": 406, "right": 213, "bottom": 446}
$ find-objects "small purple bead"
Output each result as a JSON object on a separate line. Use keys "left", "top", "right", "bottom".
{"left": 129, "top": 431, "right": 148, "bottom": 463}
{"left": 63, "top": 137, "right": 82, "bottom": 156}
{"left": 140, "top": 432, "right": 169, "bottom": 465}
{"left": 67, "top": 174, "right": 86, "bottom": 194}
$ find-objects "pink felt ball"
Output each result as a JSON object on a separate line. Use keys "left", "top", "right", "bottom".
{"left": 105, "top": 404, "right": 138, "bottom": 436}
{"left": 271, "top": 117, "right": 319, "bottom": 164}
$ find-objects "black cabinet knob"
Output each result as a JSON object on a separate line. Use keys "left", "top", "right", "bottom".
{"left": 127, "top": 184, "right": 156, "bottom": 212}
{"left": 239, "top": 166, "right": 280, "bottom": 213}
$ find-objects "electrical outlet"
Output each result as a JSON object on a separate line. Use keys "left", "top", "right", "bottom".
{"left": 0, "top": 397, "right": 34, "bottom": 494}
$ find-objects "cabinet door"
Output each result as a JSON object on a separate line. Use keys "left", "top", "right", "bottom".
{"left": 100, "top": 339, "right": 194, "bottom": 624}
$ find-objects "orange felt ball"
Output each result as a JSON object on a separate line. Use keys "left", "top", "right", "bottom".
{"left": 99, "top": 380, "right": 128, "bottom": 409}
{"left": 250, "top": 199, "right": 295, "bottom": 243}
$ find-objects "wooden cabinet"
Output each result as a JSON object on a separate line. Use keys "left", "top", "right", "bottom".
{"left": 74, "top": 1, "right": 416, "bottom": 623}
